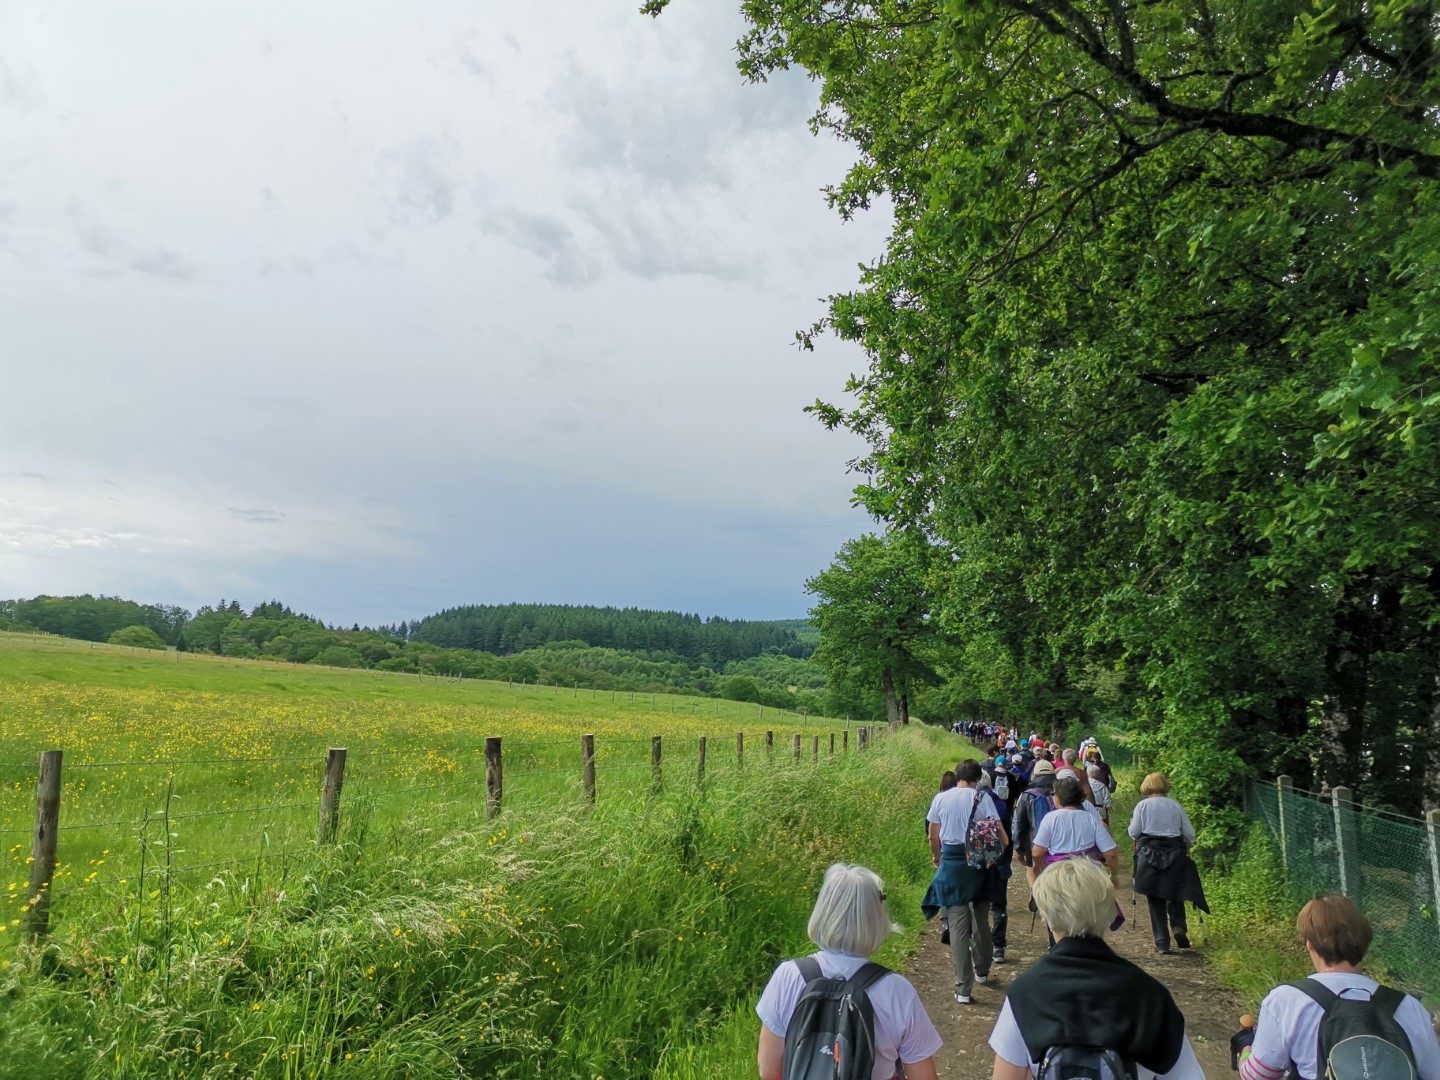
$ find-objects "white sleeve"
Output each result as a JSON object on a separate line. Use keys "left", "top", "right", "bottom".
{"left": 1127, "top": 800, "right": 1145, "bottom": 839}
{"left": 976, "top": 791, "right": 999, "bottom": 820}
{"left": 893, "top": 978, "right": 945, "bottom": 1065}
{"left": 1177, "top": 803, "right": 1196, "bottom": 844}
{"left": 1399, "top": 997, "right": 1440, "bottom": 1080}
{"left": 1157, "top": 1037, "right": 1205, "bottom": 1080}
{"left": 1032, "top": 813, "right": 1054, "bottom": 850}
{"left": 755, "top": 961, "right": 804, "bottom": 1037}
{"left": 925, "top": 792, "right": 943, "bottom": 826}
{"left": 987, "top": 999, "right": 1033, "bottom": 1070}
{"left": 1094, "top": 819, "right": 1118, "bottom": 853}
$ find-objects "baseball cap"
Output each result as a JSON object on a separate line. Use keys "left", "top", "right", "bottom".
{"left": 1032, "top": 759, "right": 1056, "bottom": 777}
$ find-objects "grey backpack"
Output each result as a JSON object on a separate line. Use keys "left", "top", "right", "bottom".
{"left": 1290, "top": 979, "right": 1417, "bottom": 1080}
{"left": 781, "top": 957, "right": 890, "bottom": 1080}
{"left": 1038, "top": 1046, "right": 1138, "bottom": 1080}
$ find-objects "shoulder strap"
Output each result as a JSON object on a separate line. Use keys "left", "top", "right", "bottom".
{"left": 1288, "top": 977, "right": 1340, "bottom": 1011}
{"left": 1372, "top": 985, "right": 1408, "bottom": 1017}
{"left": 793, "top": 956, "right": 823, "bottom": 985}
{"left": 844, "top": 961, "right": 890, "bottom": 995}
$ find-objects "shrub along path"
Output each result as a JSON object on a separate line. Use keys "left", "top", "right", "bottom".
{"left": 905, "top": 860, "right": 1245, "bottom": 1078}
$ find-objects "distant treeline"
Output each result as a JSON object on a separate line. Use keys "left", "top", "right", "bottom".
{"left": 0, "top": 595, "right": 832, "bottom": 715}
{"left": 405, "top": 604, "right": 814, "bottom": 664}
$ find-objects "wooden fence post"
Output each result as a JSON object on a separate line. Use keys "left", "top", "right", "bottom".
{"left": 766, "top": 730, "right": 774, "bottom": 760}
{"left": 829, "top": 733, "right": 835, "bottom": 757}
{"left": 812, "top": 735, "right": 819, "bottom": 764}
{"left": 486, "top": 737, "right": 503, "bottom": 819}
{"left": 318, "top": 748, "right": 347, "bottom": 844}
{"left": 737, "top": 731, "right": 744, "bottom": 769}
{"left": 697, "top": 736, "right": 707, "bottom": 785}
{"left": 1427, "top": 810, "right": 1440, "bottom": 928}
{"left": 792, "top": 734, "right": 801, "bottom": 763}
{"left": 843, "top": 729, "right": 849, "bottom": 753}
{"left": 1332, "top": 786, "right": 1358, "bottom": 895}
{"left": 582, "top": 734, "right": 597, "bottom": 803}
{"left": 652, "top": 735, "right": 663, "bottom": 794}
{"left": 1277, "top": 775, "right": 1293, "bottom": 875}
{"left": 859, "top": 728, "right": 869, "bottom": 751}
{"left": 25, "top": 750, "right": 62, "bottom": 937}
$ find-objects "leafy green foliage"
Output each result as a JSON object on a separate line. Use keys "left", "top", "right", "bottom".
{"left": 105, "top": 625, "right": 167, "bottom": 650}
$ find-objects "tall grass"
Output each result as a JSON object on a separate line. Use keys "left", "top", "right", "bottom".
{"left": 0, "top": 727, "right": 963, "bottom": 1079}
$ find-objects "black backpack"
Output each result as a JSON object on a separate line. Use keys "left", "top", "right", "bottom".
{"left": 1038, "top": 1045, "right": 1138, "bottom": 1080}
{"left": 1289, "top": 978, "right": 1418, "bottom": 1080}
{"left": 782, "top": 957, "right": 890, "bottom": 1080}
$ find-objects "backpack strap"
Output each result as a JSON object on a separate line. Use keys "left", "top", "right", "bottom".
{"left": 793, "top": 956, "right": 823, "bottom": 985}
{"left": 843, "top": 961, "right": 891, "bottom": 996}
{"left": 1288, "top": 977, "right": 1340, "bottom": 1011}
{"left": 1372, "top": 985, "right": 1409, "bottom": 1017}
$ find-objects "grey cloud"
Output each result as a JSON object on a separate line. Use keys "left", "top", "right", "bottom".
{"left": 230, "top": 507, "right": 285, "bottom": 524}
{"left": 380, "top": 137, "right": 461, "bottom": 224}
{"left": 573, "top": 197, "right": 752, "bottom": 283}
{"left": 481, "top": 207, "right": 598, "bottom": 288}
{"left": 0, "top": 57, "right": 44, "bottom": 112}
{"left": 66, "top": 199, "right": 199, "bottom": 281}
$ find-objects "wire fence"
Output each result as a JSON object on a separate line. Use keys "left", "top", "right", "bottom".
{"left": 1245, "top": 778, "right": 1440, "bottom": 992}
{"left": 1, "top": 723, "right": 891, "bottom": 940}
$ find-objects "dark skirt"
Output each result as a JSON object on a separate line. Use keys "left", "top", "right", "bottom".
{"left": 1132, "top": 835, "right": 1210, "bottom": 912}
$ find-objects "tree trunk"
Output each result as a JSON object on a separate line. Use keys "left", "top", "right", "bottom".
{"left": 899, "top": 691, "right": 910, "bottom": 726}
{"left": 1318, "top": 593, "right": 1372, "bottom": 795}
{"left": 882, "top": 670, "right": 900, "bottom": 726}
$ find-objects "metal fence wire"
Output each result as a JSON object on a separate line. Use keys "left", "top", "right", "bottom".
{"left": 1245, "top": 779, "right": 1440, "bottom": 993}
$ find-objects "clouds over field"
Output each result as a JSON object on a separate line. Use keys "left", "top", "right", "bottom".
{"left": 0, "top": 1, "right": 887, "bottom": 624}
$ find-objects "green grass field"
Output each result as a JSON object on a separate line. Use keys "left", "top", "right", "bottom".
{"left": 0, "top": 634, "right": 966, "bottom": 1078}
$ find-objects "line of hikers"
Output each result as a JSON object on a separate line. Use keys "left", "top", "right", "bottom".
{"left": 754, "top": 738, "right": 1440, "bottom": 1079}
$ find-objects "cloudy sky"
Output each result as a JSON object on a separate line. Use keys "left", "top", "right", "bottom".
{"left": 0, "top": 1, "right": 889, "bottom": 626}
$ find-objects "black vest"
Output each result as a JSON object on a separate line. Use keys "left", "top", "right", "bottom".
{"left": 1006, "top": 935, "right": 1188, "bottom": 1074}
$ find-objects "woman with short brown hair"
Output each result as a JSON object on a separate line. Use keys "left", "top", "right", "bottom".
{"left": 1128, "top": 772, "right": 1204, "bottom": 954}
{"left": 1238, "top": 895, "right": 1440, "bottom": 1080}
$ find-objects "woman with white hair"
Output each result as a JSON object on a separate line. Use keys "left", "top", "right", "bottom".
{"left": 988, "top": 858, "right": 1203, "bottom": 1079}
{"left": 757, "top": 863, "right": 942, "bottom": 1080}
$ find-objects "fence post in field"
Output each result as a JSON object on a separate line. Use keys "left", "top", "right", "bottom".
{"left": 859, "top": 728, "right": 869, "bottom": 751}
{"left": 765, "top": 730, "right": 774, "bottom": 760}
{"left": 1277, "top": 775, "right": 1293, "bottom": 875}
{"left": 582, "top": 734, "right": 597, "bottom": 804}
{"left": 843, "top": 729, "right": 849, "bottom": 753}
{"left": 26, "top": 750, "right": 62, "bottom": 937}
{"left": 737, "top": 731, "right": 744, "bottom": 770}
{"left": 1331, "top": 786, "right": 1358, "bottom": 895}
{"left": 318, "top": 748, "right": 347, "bottom": 844}
{"left": 652, "top": 736, "right": 663, "bottom": 795}
{"left": 792, "top": 734, "right": 801, "bottom": 763}
{"left": 486, "top": 737, "right": 503, "bottom": 819}
{"left": 812, "top": 735, "right": 819, "bottom": 764}
{"left": 829, "top": 733, "right": 835, "bottom": 757}
{"left": 697, "top": 736, "right": 707, "bottom": 785}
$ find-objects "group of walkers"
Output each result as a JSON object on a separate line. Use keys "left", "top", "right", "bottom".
{"left": 753, "top": 729, "right": 1440, "bottom": 1079}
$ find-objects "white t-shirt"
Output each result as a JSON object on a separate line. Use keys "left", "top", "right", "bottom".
{"left": 1245, "top": 973, "right": 1440, "bottom": 1080}
{"left": 925, "top": 785, "right": 998, "bottom": 846}
{"left": 990, "top": 999, "right": 1203, "bottom": 1079}
{"left": 757, "top": 950, "right": 944, "bottom": 1078}
{"left": 1127, "top": 797, "right": 1196, "bottom": 843}
{"left": 1032, "top": 807, "right": 1116, "bottom": 855}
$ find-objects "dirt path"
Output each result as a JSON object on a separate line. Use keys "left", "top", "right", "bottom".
{"left": 907, "top": 864, "right": 1242, "bottom": 1077}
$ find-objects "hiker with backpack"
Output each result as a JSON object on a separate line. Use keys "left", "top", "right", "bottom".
{"left": 1128, "top": 772, "right": 1206, "bottom": 955}
{"left": 1027, "top": 776, "right": 1121, "bottom": 890}
{"left": 1011, "top": 759, "right": 1058, "bottom": 869}
{"left": 756, "top": 862, "right": 942, "bottom": 1080}
{"left": 1237, "top": 894, "right": 1440, "bottom": 1080}
{"left": 922, "top": 758, "right": 1007, "bottom": 1005}
{"left": 988, "top": 857, "right": 1204, "bottom": 1079}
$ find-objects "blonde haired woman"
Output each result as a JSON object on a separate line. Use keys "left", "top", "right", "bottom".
{"left": 757, "top": 863, "right": 942, "bottom": 1080}
{"left": 988, "top": 858, "right": 1202, "bottom": 1079}
{"left": 1128, "top": 772, "right": 1207, "bottom": 955}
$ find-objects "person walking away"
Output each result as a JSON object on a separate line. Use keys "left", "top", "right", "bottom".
{"left": 988, "top": 858, "right": 1204, "bottom": 1079}
{"left": 757, "top": 863, "right": 942, "bottom": 1080}
{"left": 979, "top": 761, "right": 1018, "bottom": 964}
{"left": 1238, "top": 894, "right": 1440, "bottom": 1080}
{"left": 1128, "top": 772, "right": 1206, "bottom": 954}
{"left": 923, "top": 759, "right": 1004, "bottom": 1004}
{"left": 1085, "top": 745, "right": 1117, "bottom": 793}
{"left": 1087, "top": 764, "right": 1113, "bottom": 826}
{"left": 1011, "top": 759, "right": 1057, "bottom": 874}
{"left": 1028, "top": 776, "right": 1124, "bottom": 941}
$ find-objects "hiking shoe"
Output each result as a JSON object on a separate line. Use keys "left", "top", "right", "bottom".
{"left": 1175, "top": 933, "right": 1191, "bottom": 949}
{"left": 992, "top": 947, "right": 1007, "bottom": 964}
{"left": 975, "top": 973, "right": 990, "bottom": 984}
{"left": 1156, "top": 946, "right": 1172, "bottom": 955}
{"left": 955, "top": 993, "right": 972, "bottom": 1005}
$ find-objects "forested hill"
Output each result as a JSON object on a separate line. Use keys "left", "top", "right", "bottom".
{"left": 406, "top": 604, "right": 813, "bottom": 664}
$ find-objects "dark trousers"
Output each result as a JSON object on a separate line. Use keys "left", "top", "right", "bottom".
{"left": 1147, "top": 895, "right": 1188, "bottom": 949}
{"left": 987, "top": 870, "right": 1010, "bottom": 949}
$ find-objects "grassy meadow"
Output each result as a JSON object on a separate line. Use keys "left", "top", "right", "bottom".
{"left": 0, "top": 634, "right": 965, "bottom": 1078}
